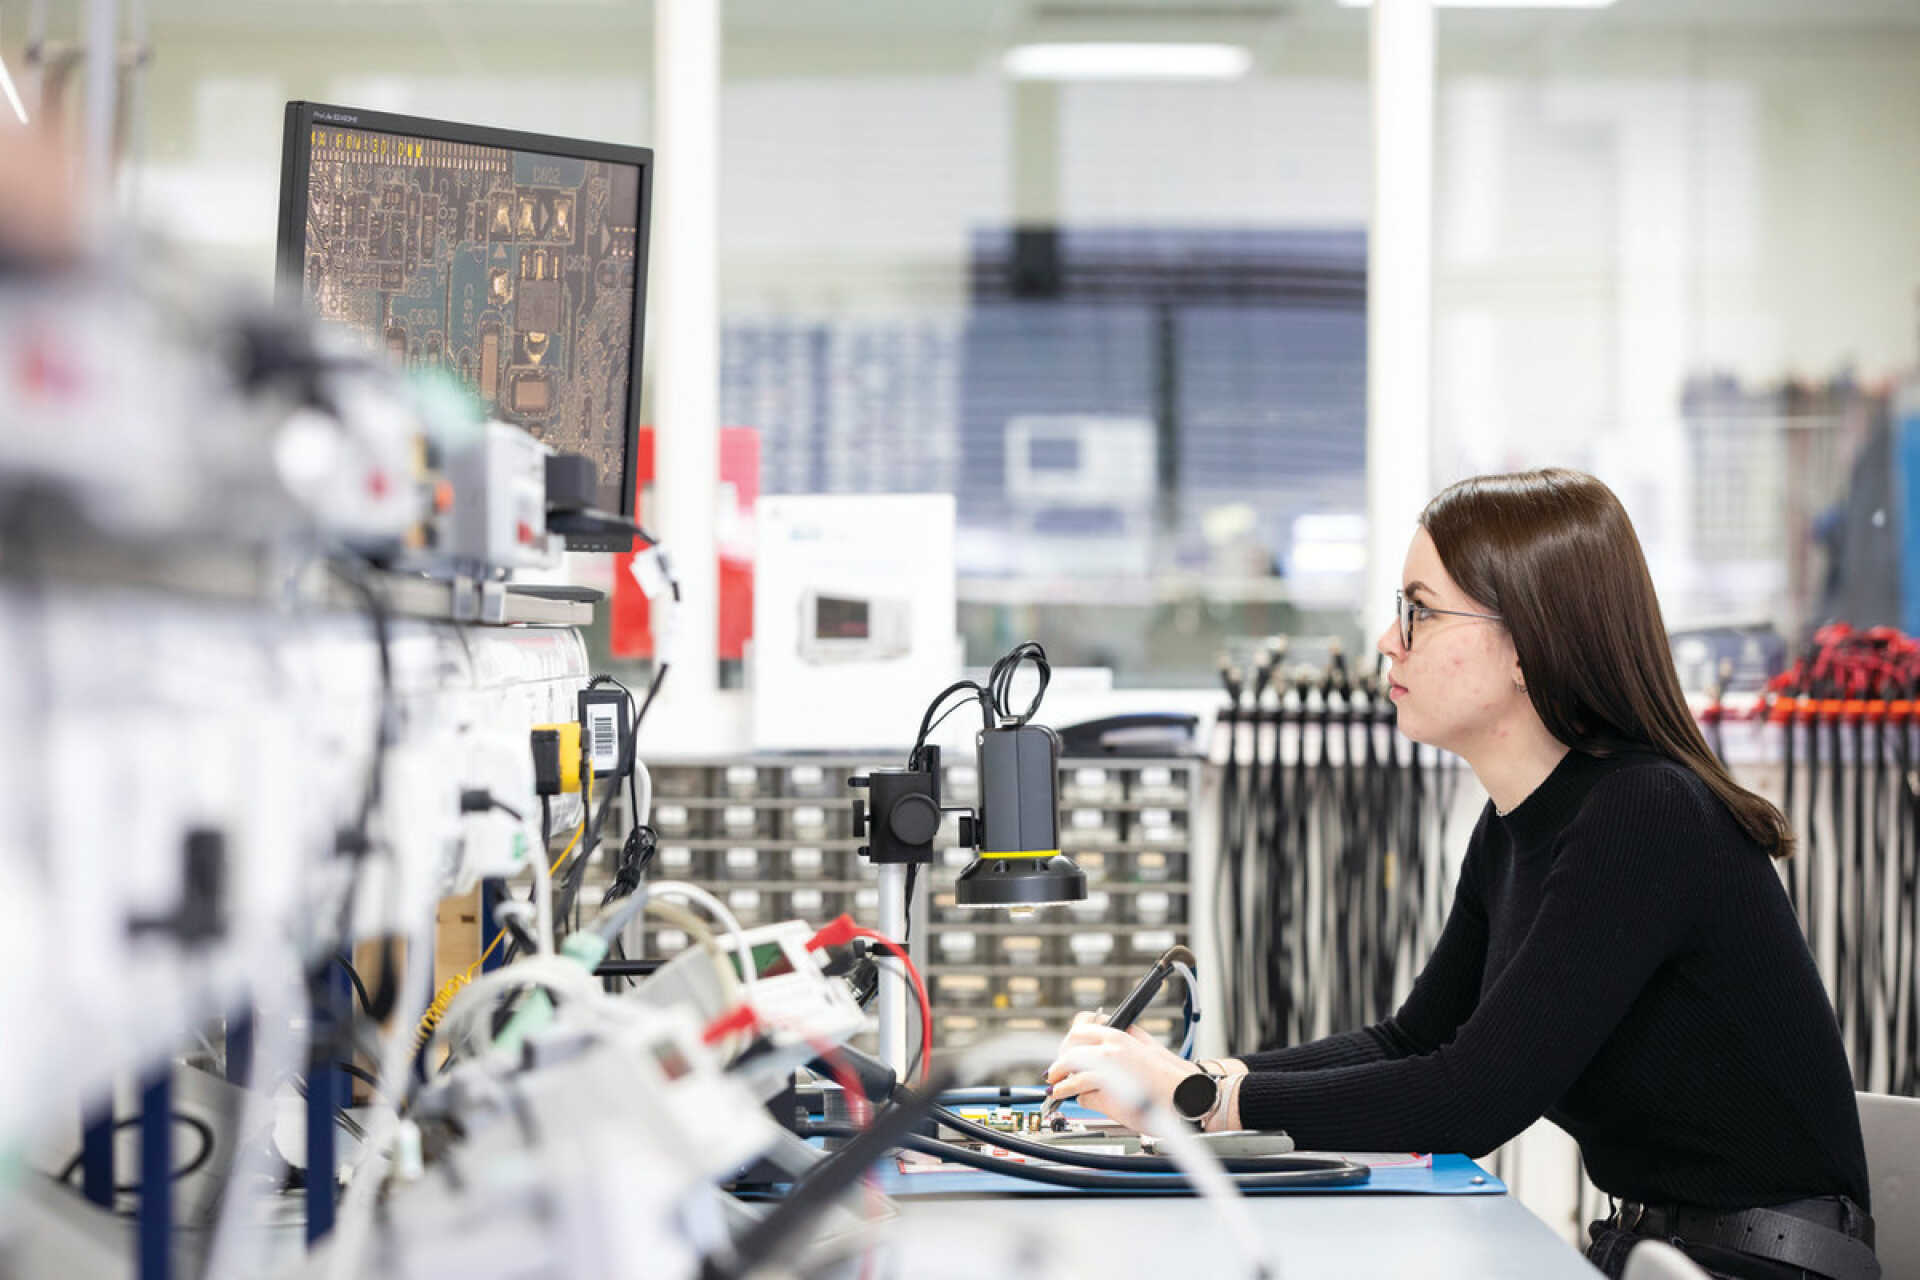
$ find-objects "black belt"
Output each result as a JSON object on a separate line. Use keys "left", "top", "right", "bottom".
{"left": 1610, "top": 1196, "right": 1880, "bottom": 1280}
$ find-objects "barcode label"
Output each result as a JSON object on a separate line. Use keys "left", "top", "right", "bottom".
{"left": 587, "top": 705, "right": 620, "bottom": 773}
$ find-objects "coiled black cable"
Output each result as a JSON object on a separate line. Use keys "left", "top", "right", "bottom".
{"left": 800, "top": 1120, "right": 1367, "bottom": 1190}
{"left": 919, "top": 1100, "right": 1364, "bottom": 1179}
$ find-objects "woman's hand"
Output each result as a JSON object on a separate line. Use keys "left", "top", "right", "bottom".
{"left": 1044, "top": 1010, "right": 1201, "bottom": 1133}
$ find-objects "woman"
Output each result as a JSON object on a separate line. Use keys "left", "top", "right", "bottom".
{"left": 1046, "top": 469, "right": 1877, "bottom": 1280}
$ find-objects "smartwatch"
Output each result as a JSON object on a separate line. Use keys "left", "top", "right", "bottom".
{"left": 1172, "top": 1070, "right": 1223, "bottom": 1128}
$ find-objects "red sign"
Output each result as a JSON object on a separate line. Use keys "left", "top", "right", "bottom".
{"left": 609, "top": 427, "right": 760, "bottom": 661}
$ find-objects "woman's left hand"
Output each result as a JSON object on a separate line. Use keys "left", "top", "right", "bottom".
{"left": 1043, "top": 1014, "right": 1201, "bottom": 1133}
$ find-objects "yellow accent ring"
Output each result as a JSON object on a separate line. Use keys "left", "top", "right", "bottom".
{"left": 976, "top": 849, "right": 1062, "bottom": 860}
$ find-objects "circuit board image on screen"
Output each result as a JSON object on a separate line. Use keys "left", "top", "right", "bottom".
{"left": 299, "top": 122, "right": 640, "bottom": 514}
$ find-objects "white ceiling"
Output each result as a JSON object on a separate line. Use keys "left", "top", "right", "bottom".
{"left": 137, "top": 0, "right": 1920, "bottom": 39}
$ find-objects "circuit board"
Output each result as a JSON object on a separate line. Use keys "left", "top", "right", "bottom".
{"left": 299, "top": 122, "right": 640, "bottom": 512}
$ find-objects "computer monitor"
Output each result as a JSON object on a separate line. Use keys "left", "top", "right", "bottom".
{"left": 276, "top": 101, "right": 652, "bottom": 551}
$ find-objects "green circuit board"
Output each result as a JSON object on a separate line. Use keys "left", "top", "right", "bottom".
{"left": 300, "top": 122, "right": 639, "bottom": 509}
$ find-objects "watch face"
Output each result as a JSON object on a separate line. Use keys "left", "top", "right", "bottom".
{"left": 1173, "top": 1071, "right": 1219, "bottom": 1120}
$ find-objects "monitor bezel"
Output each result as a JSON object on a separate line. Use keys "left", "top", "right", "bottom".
{"left": 277, "top": 99, "right": 653, "bottom": 552}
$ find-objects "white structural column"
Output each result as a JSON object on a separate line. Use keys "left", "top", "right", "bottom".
{"left": 652, "top": 0, "right": 721, "bottom": 701}
{"left": 1364, "top": 0, "right": 1436, "bottom": 638}
{"left": 84, "top": 0, "right": 116, "bottom": 233}
{"left": 876, "top": 864, "right": 910, "bottom": 1077}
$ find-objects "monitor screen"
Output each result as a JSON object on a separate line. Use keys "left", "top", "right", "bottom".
{"left": 277, "top": 102, "right": 652, "bottom": 544}
{"left": 1028, "top": 435, "right": 1081, "bottom": 472}
{"left": 815, "top": 595, "right": 871, "bottom": 640}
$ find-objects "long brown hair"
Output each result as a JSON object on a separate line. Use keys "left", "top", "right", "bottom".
{"left": 1421, "top": 468, "right": 1793, "bottom": 859}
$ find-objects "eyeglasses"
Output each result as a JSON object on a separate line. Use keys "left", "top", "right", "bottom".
{"left": 1395, "top": 588, "right": 1502, "bottom": 651}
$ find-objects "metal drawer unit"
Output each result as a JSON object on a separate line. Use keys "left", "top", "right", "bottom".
{"left": 623, "top": 754, "right": 1202, "bottom": 1061}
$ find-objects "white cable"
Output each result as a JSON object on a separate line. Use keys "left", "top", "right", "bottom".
{"left": 1174, "top": 961, "right": 1200, "bottom": 1060}
{"left": 441, "top": 956, "right": 599, "bottom": 1053}
{"left": 1046, "top": 1036, "right": 1277, "bottom": 1280}
{"left": 645, "top": 879, "right": 758, "bottom": 994}
{"left": 325, "top": 904, "right": 440, "bottom": 1280}
{"left": 527, "top": 840, "right": 555, "bottom": 956}
{"left": 632, "top": 757, "right": 653, "bottom": 826}
{"left": 428, "top": 954, "right": 604, "bottom": 1063}
{"left": 1141, "top": 1095, "right": 1276, "bottom": 1280}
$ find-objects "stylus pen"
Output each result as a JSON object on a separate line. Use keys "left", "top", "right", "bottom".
{"left": 1040, "top": 948, "right": 1186, "bottom": 1125}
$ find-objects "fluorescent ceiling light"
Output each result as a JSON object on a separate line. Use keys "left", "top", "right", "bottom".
{"left": 1003, "top": 43, "right": 1252, "bottom": 81}
{"left": 1338, "top": 0, "right": 1614, "bottom": 7}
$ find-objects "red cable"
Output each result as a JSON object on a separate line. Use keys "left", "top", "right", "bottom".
{"left": 702, "top": 1003, "right": 760, "bottom": 1047}
{"left": 703, "top": 1005, "right": 874, "bottom": 1128}
{"left": 851, "top": 927, "right": 933, "bottom": 1085}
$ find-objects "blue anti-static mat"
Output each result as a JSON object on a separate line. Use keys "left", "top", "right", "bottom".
{"left": 858, "top": 1101, "right": 1505, "bottom": 1198}
{"left": 869, "top": 1150, "right": 1504, "bottom": 1198}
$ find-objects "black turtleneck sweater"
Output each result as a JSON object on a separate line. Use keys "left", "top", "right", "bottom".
{"left": 1236, "top": 748, "right": 1870, "bottom": 1210}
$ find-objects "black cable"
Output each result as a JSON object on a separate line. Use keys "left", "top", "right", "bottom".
{"left": 55, "top": 1113, "right": 216, "bottom": 1193}
{"left": 1866, "top": 695, "right": 1887, "bottom": 1087}
{"left": 1901, "top": 680, "right": 1920, "bottom": 1095}
{"left": 1805, "top": 672, "right": 1824, "bottom": 961}
{"left": 1830, "top": 683, "right": 1850, "bottom": 1075}
{"left": 1782, "top": 683, "right": 1801, "bottom": 922}
{"left": 1263, "top": 680, "right": 1293, "bottom": 1048}
{"left": 933, "top": 1087, "right": 1049, "bottom": 1106}
{"left": 1334, "top": 666, "right": 1366, "bottom": 1032}
{"left": 1215, "top": 664, "right": 1244, "bottom": 1045}
{"left": 706, "top": 1072, "right": 955, "bottom": 1280}
{"left": 902, "top": 862, "right": 919, "bottom": 947}
{"left": 1241, "top": 660, "right": 1273, "bottom": 1045}
{"left": 499, "top": 912, "right": 537, "bottom": 957}
{"left": 985, "top": 642, "right": 1050, "bottom": 726}
{"left": 903, "top": 967, "right": 927, "bottom": 1084}
{"left": 1285, "top": 677, "right": 1314, "bottom": 1046}
{"left": 921, "top": 1100, "right": 1357, "bottom": 1177}
{"left": 797, "top": 1121, "right": 1365, "bottom": 1192}
{"left": 1897, "top": 676, "right": 1920, "bottom": 1095}
{"left": 1846, "top": 694, "right": 1865, "bottom": 1084}
{"left": 1358, "top": 680, "right": 1391, "bottom": 1023}
{"left": 555, "top": 766, "right": 622, "bottom": 925}
{"left": 601, "top": 825, "right": 658, "bottom": 906}
{"left": 323, "top": 557, "right": 392, "bottom": 846}
{"left": 632, "top": 660, "right": 669, "bottom": 737}
{"left": 902, "top": 644, "right": 1055, "bottom": 782}
{"left": 334, "top": 953, "right": 374, "bottom": 1020}
{"left": 913, "top": 695, "right": 983, "bottom": 758}
{"left": 335, "top": 1061, "right": 383, "bottom": 1095}
{"left": 506, "top": 763, "right": 615, "bottom": 964}
{"left": 315, "top": 555, "right": 403, "bottom": 1034}
{"left": 909, "top": 679, "right": 989, "bottom": 769}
